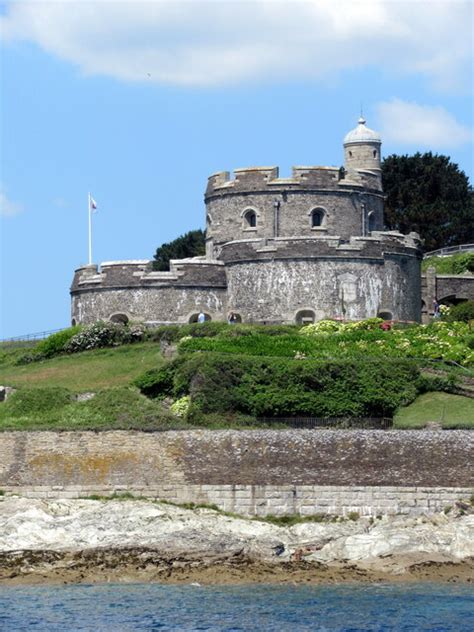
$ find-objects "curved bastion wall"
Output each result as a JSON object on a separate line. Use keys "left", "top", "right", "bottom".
{"left": 222, "top": 235, "right": 421, "bottom": 323}
{"left": 71, "top": 260, "right": 227, "bottom": 325}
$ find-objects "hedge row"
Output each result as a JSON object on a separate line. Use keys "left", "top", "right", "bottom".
{"left": 134, "top": 354, "right": 423, "bottom": 418}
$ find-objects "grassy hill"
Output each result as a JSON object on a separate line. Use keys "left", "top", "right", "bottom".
{"left": 0, "top": 342, "right": 163, "bottom": 391}
{"left": 0, "top": 321, "right": 473, "bottom": 431}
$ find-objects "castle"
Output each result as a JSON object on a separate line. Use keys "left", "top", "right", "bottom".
{"left": 71, "top": 118, "right": 424, "bottom": 326}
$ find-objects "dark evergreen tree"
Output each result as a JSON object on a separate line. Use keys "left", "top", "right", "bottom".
{"left": 152, "top": 229, "right": 206, "bottom": 271}
{"left": 382, "top": 152, "right": 473, "bottom": 252}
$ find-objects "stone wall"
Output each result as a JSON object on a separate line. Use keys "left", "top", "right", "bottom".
{"left": 71, "top": 286, "right": 227, "bottom": 325}
{"left": 206, "top": 180, "right": 383, "bottom": 245}
{"left": 224, "top": 239, "right": 420, "bottom": 322}
{"left": 1, "top": 430, "right": 472, "bottom": 517}
{"left": 421, "top": 269, "right": 474, "bottom": 322}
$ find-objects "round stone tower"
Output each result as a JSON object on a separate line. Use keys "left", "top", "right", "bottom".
{"left": 343, "top": 116, "right": 382, "bottom": 172}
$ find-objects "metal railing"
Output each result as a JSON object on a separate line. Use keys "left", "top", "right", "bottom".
{"left": 0, "top": 328, "right": 65, "bottom": 346}
{"left": 256, "top": 416, "right": 393, "bottom": 429}
{"left": 424, "top": 244, "right": 474, "bottom": 258}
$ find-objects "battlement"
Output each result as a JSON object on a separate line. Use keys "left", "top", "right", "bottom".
{"left": 206, "top": 164, "right": 381, "bottom": 198}
{"left": 71, "top": 258, "right": 226, "bottom": 293}
{"left": 219, "top": 232, "right": 421, "bottom": 265}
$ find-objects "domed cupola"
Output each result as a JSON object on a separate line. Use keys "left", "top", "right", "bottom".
{"left": 343, "top": 117, "right": 382, "bottom": 172}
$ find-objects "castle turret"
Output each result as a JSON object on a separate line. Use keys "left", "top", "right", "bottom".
{"left": 344, "top": 117, "right": 381, "bottom": 172}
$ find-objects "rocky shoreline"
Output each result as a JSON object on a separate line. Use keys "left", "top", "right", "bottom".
{"left": 1, "top": 498, "right": 472, "bottom": 585}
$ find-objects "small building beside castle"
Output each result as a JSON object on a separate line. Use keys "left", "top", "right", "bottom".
{"left": 71, "top": 118, "right": 423, "bottom": 326}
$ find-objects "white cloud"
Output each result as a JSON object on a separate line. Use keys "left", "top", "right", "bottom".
{"left": 0, "top": 1, "right": 472, "bottom": 90}
{"left": 0, "top": 190, "right": 23, "bottom": 218}
{"left": 376, "top": 99, "right": 472, "bottom": 148}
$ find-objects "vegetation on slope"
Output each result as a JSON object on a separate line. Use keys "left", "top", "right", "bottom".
{"left": 0, "top": 318, "right": 473, "bottom": 430}
{"left": 0, "top": 386, "right": 180, "bottom": 431}
{"left": 178, "top": 320, "right": 474, "bottom": 367}
{"left": 394, "top": 392, "right": 474, "bottom": 428}
{"left": 422, "top": 252, "right": 474, "bottom": 274}
{"left": 0, "top": 342, "right": 163, "bottom": 391}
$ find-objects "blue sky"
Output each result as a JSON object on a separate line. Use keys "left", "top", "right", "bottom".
{"left": 1, "top": 0, "right": 473, "bottom": 338}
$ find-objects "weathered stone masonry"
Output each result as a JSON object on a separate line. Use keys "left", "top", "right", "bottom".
{"left": 1, "top": 430, "right": 472, "bottom": 517}
{"left": 71, "top": 118, "right": 426, "bottom": 326}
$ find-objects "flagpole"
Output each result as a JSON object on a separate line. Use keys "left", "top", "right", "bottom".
{"left": 88, "top": 192, "right": 92, "bottom": 265}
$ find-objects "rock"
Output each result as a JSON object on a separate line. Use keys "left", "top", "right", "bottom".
{"left": 0, "top": 498, "right": 472, "bottom": 584}
{"left": 0, "top": 386, "right": 16, "bottom": 402}
{"left": 75, "top": 392, "right": 95, "bottom": 402}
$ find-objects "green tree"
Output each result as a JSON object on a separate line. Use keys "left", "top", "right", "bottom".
{"left": 152, "top": 229, "right": 206, "bottom": 271}
{"left": 382, "top": 153, "right": 473, "bottom": 252}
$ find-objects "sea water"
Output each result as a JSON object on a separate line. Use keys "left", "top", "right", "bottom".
{"left": 0, "top": 583, "right": 472, "bottom": 631}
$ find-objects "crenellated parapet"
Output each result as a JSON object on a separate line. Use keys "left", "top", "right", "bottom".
{"left": 219, "top": 231, "right": 422, "bottom": 265}
{"left": 206, "top": 165, "right": 381, "bottom": 199}
{"left": 71, "top": 258, "right": 226, "bottom": 294}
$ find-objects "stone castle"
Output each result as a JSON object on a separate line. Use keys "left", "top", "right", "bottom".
{"left": 71, "top": 118, "right": 424, "bottom": 326}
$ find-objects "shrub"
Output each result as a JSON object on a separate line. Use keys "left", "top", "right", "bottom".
{"left": 15, "top": 351, "right": 47, "bottom": 365}
{"left": 61, "top": 321, "right": 146, "bottom": 354}
{"left": 35, "top": 326, "right": 82, "bottom": 358}
{"left": 4, "top": 387, "right": 73, "bottom": 417}
{"left": 452, "top": 253, "right": 474, "bottom": 275}
{"left": 136, "top": 354, "right": 420, "bottom": 418}
{"left": 147, "top": 324, "right": 183, "bottom": 342}
{"left": 133, "top": 365, "right": 176, "bottom": 398}
{"left": 147, "top": 322, "right": 227, "bottom": 342}
{"left": 443, "top": 301, "right": 474, "bottom": 324}
{"left": 182, "top": 321, "right": 228, "bottom": 338}
{"left": 300, "top": 320, "right": 341, "bottom": 335}
{"left": 417, "top": 373, "right": 458, "bottom": 394}
{"left": 170, "top": 395, "right": 191, "bottom": 418}
{"left": 422, "top": 253, "right": 474, "bottom": 274}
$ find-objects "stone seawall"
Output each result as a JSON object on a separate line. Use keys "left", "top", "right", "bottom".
{"left": 0, "top": 430, "right": 472, "bottom": 517}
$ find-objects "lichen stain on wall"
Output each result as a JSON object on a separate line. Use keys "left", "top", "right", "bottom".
{"left": 28, "top": 452, "right": 140, "bottom": 485}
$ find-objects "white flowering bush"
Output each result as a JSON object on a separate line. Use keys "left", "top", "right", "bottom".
{"left": 64, "top": 321, "right": 127, "bottom": 353}
{"left": 170, "top": 395, "right": 191, "bottom": 418}
{"left": 64, "top": 320, "right": 147, "bottom": 353}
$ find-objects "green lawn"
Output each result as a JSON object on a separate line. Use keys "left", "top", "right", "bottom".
{"left": 0, "top": 342, "right": 163, "bottom": 392}
{"left": 394, "top": 392, "right": 474, "bottom": 428}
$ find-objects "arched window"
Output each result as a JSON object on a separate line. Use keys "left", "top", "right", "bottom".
{"left": 295, "top": 309, "right": 316, "bottom": 325}
{"left": 373, "top": 150, "right": 377, "bottom": 158}
{"left": 71, "top": 318, "right": 77, "bottom": 327}
{"left": 368, "top": 211, "right": 376, "bottom": 232}
{"left": 244, "top": 209, "right": 257, "bottom": 228}
{"left": 188, "top": 313, "right": 212, "bottom": 323}
{"left": 228, "top": 313, "right": 242, "bottom": 324}
{"left": 311, "top": 208, "right": 325, "bottom": 228}
{"left": 110, "top": 313, "right": 129, "bottom": 324}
